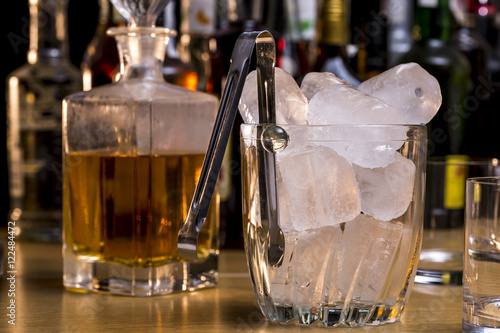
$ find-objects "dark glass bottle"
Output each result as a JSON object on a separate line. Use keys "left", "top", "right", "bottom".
{"left": 453, "top": 0, "right": 496, "bottom": 158}
{"left": 211, "top": 0, "right": 258, "bottom": 249}
{"left": 160, "top": 0, "right": 198, "bottom": 90}
{"left": 400, "top": 0, "right": 471, "bottom": 157}
{"left": 400, "top": 0, "right": 471, "bottom": 229}
{"left": 350, "top": 0, "right": 388, "bottom": 80}
{"left": 81, "top": 0, "right": 124, "bottom": 90}
{"left": 212, "top": 0, "right": 259, "bottom": 97}
{"left": 313, "top": 0, "right": 360, "bottom": 86}
{"left": 6, "top": 0, "right": 82, "bottom": 241}
{"left": 474, "top": 0, "right": 498, "bottom": 46}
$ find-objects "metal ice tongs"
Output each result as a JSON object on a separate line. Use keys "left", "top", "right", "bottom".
{"left": 177, "top": 30, "right": 285, "bottom": 267}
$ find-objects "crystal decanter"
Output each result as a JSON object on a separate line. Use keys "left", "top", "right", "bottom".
{"left": 62, "top": 0, "right": 219, "bottom": 296}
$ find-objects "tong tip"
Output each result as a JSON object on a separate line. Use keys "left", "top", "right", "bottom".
{"left": 177, "top": 213, "right": 204, "bottom": 262}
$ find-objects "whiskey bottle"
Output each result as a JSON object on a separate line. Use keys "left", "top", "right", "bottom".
{"left": 6, "top": 0, "right": 82, "bottom": 242}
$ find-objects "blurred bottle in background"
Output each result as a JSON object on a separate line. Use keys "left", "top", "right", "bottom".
{"left": 313, "top": 0, "right": 360, "bottom": 86}
{"left": 463, "top": 0, "right": 500, "bottom": 158}
{"left": 283, "top": 0, "right": 317, "bottom": 81}
{"left": 212, "top": 0, "right": 259, "bottom": 97}
{"left": 178, "top": 0, "right": 217, "bottom": 92}
{"left": 349, "top": 0, "right": 389, "bottom": 80}
{"left": 211, "top": 0, "right": 259, "bottom": 248}
{"left": 160, "top": 0, "right": 198, "bottom": 90}
{"left": 264, "top": 0, "right": 289, "bottom": 74}
{"left": 81, "top": 0, "right": 124, "bottom": 91}
{"left": 474, "top": 0, "right": 498, "bottom": 46}
{"left": 6, "top": 0, "right": 82, "bottom": 241}
{"left": 400, "top": 0, "right": 471, "bottom": 157}
{"left": 451, "top": 0, "right": 492, "bottom": 157}
{"left": 386, "top": 0, "right": 414, "bottom": 67}
{"left": 400, "top": 0, "right": 471, "bottom": 230}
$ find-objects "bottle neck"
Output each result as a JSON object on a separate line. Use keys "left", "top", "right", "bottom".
{"left": 163, "top": 0, "right": 179, "bottom": 59}
{"left": 317, "top": 0, "right": 348, "bottom": 46}
{"left": 28, "top": 0, "right": 69, "bottom": 64}
{"left": 414, "top": 0, "right": 452, "bottom": 42}
{"left": 227, "top": 0, "right": 248, "bottom": 23}
{"left": 98, "top": 0, "right": 125, "bottom": 26}
{"left": 110, "top": 27, "right": 173, "bottom": 82}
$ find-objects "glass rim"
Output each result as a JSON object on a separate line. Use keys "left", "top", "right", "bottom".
{"left": 240, "top": 123, "right": 427, "bottom": 142}
{"left": 428, "top": 157, "right": 499, "bottom": 166}
{"left": 466, "top": 177, "right": 500, "bottom": 186}
{"left": 240, "top": 123, "right": 427, "bottom": 129}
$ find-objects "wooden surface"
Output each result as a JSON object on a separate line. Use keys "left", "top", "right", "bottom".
{"left": 0, "top": 241, "right": 462, "bottom": 332}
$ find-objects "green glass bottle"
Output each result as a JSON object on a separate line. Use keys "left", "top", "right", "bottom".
{"left": 400, "top": 0, "right": 472, "bottom": 230}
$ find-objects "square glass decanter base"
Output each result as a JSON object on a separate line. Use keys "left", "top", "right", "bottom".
{"left": 63, "top": 250, "right": 218, "bottom": 296}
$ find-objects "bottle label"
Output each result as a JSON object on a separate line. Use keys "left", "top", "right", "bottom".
{"left": 286, "top": 0, "right": 317, "bottom": 41}
{"left": 418, "top": 0, "right": 438, "bottom": 8}
{"left": 444, "top": 155, "right": 469, "bottom": 210}
{"left": 182, "top": 0, "right": 216, "bottom": 35}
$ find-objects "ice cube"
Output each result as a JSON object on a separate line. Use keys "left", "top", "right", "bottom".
{"left": 353, "top": 152, "right": 416, "bottom": 221}
{"left": 300, "top": 72, "right": 347, "bottom": 101}
{"left": 357, "top": 62, "right": 442, "bottom": 124}
{"left": 307, "top": 84, "right": 407, "bottom": 168}
{"left": 238, "top": 67, "right": 308, "bottom": 124}
{"left": 340, "top": 215, "right": 403, "bottom": 305}
{"left": 290, "top": 226, "right": 344, "bottom": 307}
{"left": 277, "top": 143, "right": 360, "bottom": 232}
{"left": 307, "top": 84, "right": 405, "bottom": 125}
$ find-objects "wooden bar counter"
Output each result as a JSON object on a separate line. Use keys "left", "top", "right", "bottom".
{"left": 0, "top": 240, "right": 462, "bottom": 332}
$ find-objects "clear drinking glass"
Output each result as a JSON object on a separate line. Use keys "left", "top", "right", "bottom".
{"left": 417, "top": 158, "right": 499, "bottom": 285}
{"left": 463, "top": 177, "right": 500, "bottom": 331}
{"left": 241, "top": 124, "right": 427, "bottom": 327}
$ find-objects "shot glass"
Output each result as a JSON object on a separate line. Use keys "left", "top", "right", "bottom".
{"left": 463, "top": 177, "right": 500, "bottom": 331}
{"left": 417, "top": 158, "right": 499, "bottom": 285}
{"left": 241, "top": 124, "right": 427, "bottom": 327}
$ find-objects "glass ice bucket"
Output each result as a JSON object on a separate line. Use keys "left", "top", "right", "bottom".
{"left": 240, "top": 124, "right": 427, "bottom": 327}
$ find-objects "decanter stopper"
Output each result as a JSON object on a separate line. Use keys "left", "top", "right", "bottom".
{"left": 110, "top": 0, "right": 171, "bottom": 27}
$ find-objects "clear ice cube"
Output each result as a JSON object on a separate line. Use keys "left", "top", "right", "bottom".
{"left": 353, "top": 152, "right": 416, "bottom": 221}
{"left": 357, "top": 62, "right": 442, "bottom": 124}
{"left": 307, "top": 84, "right": 407, "bottom": 168}
{"left": 290, "top": 226, "right": 344, "bottom": 307}
{"left": 238, "top": 67, "right": 308, "bottom": 124}
{"left": 300, "top": 72, "right": 347, "bottom": 101}
{"left": 340, "top": 215, "right": 403, "bottom": 305}
{"left": 307, "top": 83, "right": 405, "bottom": 125}
{"left": 276, "top": 143, "right": 360, "bottom": 232}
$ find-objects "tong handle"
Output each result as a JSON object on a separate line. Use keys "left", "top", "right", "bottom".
{"left": 178, "top": 31, "right": 276, "bottom": 261}
{"left": 255, "top": 34, "right": 284, "bottom": 266}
